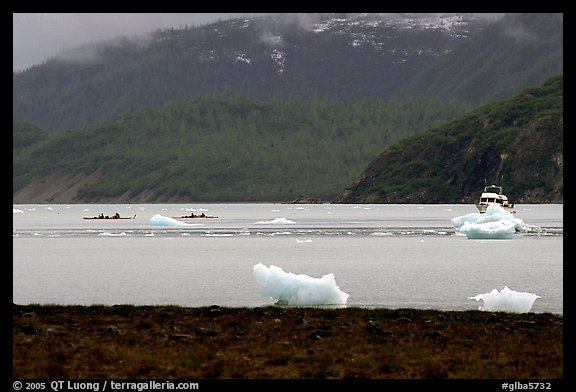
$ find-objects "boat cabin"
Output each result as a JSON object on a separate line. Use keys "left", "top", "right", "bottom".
{"left": 476, "top": 184, "right": 515, "bottom": 213}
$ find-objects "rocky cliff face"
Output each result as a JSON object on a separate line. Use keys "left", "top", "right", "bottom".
{"left": 333, "top": 76, "right": 563, "bottom": 205}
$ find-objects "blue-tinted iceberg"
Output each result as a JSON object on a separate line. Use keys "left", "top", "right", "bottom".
{"left": 253, "top": 263, "right": 349, "bottom": 306}
{"left": 150, "top": 214, "right": 201, "bottom": 227}
{"left": 458, "top": 220, "right": 516, "bottom": 239}
{"left": 451, "top": 205, "right": 525, "bottom": 239}
{"left": 469, "top": 286, "right": 540, "bottom": 313}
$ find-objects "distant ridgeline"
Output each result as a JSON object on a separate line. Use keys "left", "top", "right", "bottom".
{"left": 334, "top": 75, "right": 563, "bottom": 205}
{"left": 13, "top": 13, "right": 562, "bottom": 134}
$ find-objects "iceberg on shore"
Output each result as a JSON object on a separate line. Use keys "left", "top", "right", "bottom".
{"left": 253, "top": 263, "right": 349, "bottom": 306}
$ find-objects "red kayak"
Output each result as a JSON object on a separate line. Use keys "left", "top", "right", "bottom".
{"left": 173, "top": 214, "right": 218, "bottom": 219}
{"left": 83, "top": 215, "right": 136, "bottom": 220}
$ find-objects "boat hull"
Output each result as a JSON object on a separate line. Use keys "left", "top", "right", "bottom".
{"left": 475, "top": 203, "right": 515, "bottom": 214}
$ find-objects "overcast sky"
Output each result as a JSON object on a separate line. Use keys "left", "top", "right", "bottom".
{"left": 13, "top": 13, "right": 266, "bottom": 72}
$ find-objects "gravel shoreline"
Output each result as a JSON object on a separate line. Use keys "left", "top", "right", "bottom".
{"left": 13, "top": 304, "right": 563, "bottom": 379}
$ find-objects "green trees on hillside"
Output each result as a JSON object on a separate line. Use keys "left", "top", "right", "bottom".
{"left": 13, "top": 121, "right": 48, "bottom": 151}
{"left": 335, "top": 75, "right": 563, "bottom": 204}
{"left": 13, "top": 95, "right": 471, "bottom": 202}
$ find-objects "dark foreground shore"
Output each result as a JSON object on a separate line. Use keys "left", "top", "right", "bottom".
{"left": 13, "top": 304, "right": 563, "bottom": 379}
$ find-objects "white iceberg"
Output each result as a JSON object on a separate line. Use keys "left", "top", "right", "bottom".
{"left": 469, "top": 286, "right": 540, "bottom": 313}
{"left": 255, "top": 217, "right": 296, "bottom": 224}
{"left": 253, "top": 263, "right": 349, "bottom": 306}
{"left": 452, "top": 205, "right": 525, "bottom": 239}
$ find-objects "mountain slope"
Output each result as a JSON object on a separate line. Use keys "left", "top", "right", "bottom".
{"left": 396, "top": 13, "right": 563, "bottom": 106}
{"left": 13, "top": 13, "right": 496, "bottom": 133}
{"left": 334, "top": 75, "right": 563, "bottom": 204}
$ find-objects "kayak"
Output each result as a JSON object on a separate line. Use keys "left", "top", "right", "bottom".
{"left": 173, "top": 215, "right": 218, "bottom": 219}
{"left": 83, "top": 215, "right": 136, "bottom": 220}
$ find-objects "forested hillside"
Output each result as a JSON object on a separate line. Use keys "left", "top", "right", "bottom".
{"left": 334, "top": 75, "right": 563, "bottom": 204}
{"left": 13, "top": 96, "right": 470, "bottom": 203}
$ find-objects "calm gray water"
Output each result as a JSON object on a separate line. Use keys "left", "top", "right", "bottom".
{"left": 13, "top": 203, "right": 563, "bottom": 314}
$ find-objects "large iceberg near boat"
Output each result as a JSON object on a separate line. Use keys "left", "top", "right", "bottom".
{"left": 451, "top": 204, "right": 525, "bottom": 239}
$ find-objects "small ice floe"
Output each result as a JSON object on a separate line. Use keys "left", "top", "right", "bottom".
{"left": 253, "top": 263, "right": 349, "bottom": 306}
{"left": 98, "top": 232, "right": 127, "bottom": 237}
{"left": 371, "top": 231, "right": 393, "bottom": 236}
{"left": 469, "top": 286, "right": 540, "bottom": 313}
{"left": 255, "top": 217, "right": 296, "bottom": 224}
